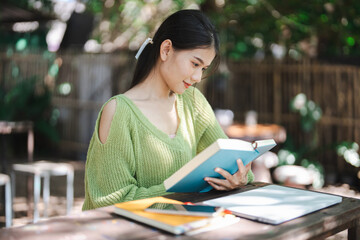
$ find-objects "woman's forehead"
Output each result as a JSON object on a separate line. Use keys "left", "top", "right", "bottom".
{"left": 179, "top": 48, "right": 216, "bottom": 65}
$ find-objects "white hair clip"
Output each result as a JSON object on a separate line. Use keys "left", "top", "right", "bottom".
{"left": 135, "top": 37, "right": 153, "bottom": 60}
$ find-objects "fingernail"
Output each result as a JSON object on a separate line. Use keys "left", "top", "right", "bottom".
{"left": 204, "top": 177, "right": 209, "bottom": 181}
{"left": 215, "top": 168, "right": 220, "bottom": 172}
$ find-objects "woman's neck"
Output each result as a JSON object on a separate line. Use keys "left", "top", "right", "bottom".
{"left": 127, "top": 68, "right": 173, "bottom": 101}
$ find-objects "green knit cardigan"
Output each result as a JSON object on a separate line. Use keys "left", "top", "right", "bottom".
{"left": 82, "top": 87, "right": 254, "bottom": 210}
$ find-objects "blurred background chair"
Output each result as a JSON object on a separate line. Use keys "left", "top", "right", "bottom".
{"left": 252, "top": 152, "right": 279, "bottom": 183}
{"left": 11, "top": 161, "right": 74, "bottom": 223}
{"left": 273, "top": 165, "right": 314, "bottom": 189}
{"left": 0, "top": 173, "right": 12, "bottom": 228}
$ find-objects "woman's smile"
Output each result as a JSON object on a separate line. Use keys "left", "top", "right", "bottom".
{"left": 183, "top": 81, "right": 191, "bottom": 89}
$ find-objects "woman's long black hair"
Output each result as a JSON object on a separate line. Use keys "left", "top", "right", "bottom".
{"left": 130, "top": 9, "right": 220, "bottom": 89}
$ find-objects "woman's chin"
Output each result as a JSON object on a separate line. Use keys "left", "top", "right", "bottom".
{"left": 176, "top": 88, "right": 188, "bottom": 95}
{"left": 170, "top": 87, "right": 186, "bottom": 95}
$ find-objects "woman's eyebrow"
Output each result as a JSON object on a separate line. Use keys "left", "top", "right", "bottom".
{"left": 193, "top": 56, "right": 210, "bottom": 67}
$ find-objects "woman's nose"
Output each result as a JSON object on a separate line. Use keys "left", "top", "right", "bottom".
{"left": 191, "top": 69, "right": 202, "bottom": 83}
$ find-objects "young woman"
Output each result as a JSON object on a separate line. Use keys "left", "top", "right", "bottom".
{"left": 82, "top": 9, "right": 254, "bottom": 210}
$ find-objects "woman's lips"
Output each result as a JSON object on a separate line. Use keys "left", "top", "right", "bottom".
{"left": 184, "top": 81, "right": 191, "bottom": 88}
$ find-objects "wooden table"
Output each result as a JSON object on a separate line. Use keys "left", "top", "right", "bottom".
{"left": 1, "top": 182, "right": 360, "bottom": 240}
{"left": 226, "top": 124, "right": 287, "bottom": 143}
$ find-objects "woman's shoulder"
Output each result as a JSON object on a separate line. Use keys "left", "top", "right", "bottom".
{"left": 100, "top": 94, "right": 134, "bottom": 121}
{"left": 103, "top": 94, "right": 133, "bottom": 111}
{"left": 97, "top": 94, "right": 132, "bottom": 144}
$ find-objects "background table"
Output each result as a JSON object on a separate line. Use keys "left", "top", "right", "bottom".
{"left": 0, "top": 121, "right": 34, "bottom": 173}
{"left": 0, "top": 121, "right": 34, "bottom": 218}
{"left": 225, "top": 123, "right": 287, "bottom": 143}
{"left": 1, "top": 182, "right": 360, "bottom": 240}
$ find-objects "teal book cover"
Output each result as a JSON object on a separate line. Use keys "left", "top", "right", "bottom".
{"left": 164, "top": 139, "right": 276, "bottom": 193}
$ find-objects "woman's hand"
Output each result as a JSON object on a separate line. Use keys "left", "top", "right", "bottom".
{"left": 204, "top": 159, "right": 252, "bottom": 191}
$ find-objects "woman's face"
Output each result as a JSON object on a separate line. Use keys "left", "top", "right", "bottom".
{"left": 159, "top": 45, "right": 216, "bottom": 94}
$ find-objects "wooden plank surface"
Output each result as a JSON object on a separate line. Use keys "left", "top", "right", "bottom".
{"left": 1, "top": 182, "right": 360, "bottom": 240}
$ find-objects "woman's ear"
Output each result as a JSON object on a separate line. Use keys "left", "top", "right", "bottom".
{"left": 159, "top": 39, "right": 173, "bottom": 61}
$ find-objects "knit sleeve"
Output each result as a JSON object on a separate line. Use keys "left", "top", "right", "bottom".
{"left": 83, "top": 98, "right": 167, "bottom": 210}
{"left": 191, "top": 88, "right": 254, "bottom": 184}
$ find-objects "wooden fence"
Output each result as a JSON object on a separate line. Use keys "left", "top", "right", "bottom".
{"left": 0, "top": 51, "right": 135, "bottom": 159}
{"left": 51, "top": 52, "right": 135, "bottom": 159}
{"left": 1, "top": 52, "right": 360, "bottom": 181}
{"left": 205, "top": 59, "right": 360, "bottom": 180}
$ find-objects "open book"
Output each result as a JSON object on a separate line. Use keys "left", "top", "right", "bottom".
{"left": 164, "top": 138, "right": 276, "bottom": 193}
{"left": 113, "top": 196, "right": 239, "bottom": 235}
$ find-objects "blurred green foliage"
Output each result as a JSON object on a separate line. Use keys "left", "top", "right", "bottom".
{"left": 0, "top": 33, "right": 48, "bottom": 51}
{"left": 84, "top": 0, "right": 204, "bottom": 50}
{"left": 79, "top": 0, "right": 360, "bottom": 60}
{"left": 0, "top": 0, "right": 52, "bottom": 50}
{"left": 0, "top": 47, "right": 60, "bottom": 143}
{"left": 4, "top": 0, "right": 53, "bottom": 13}
{"left": 336, "top": 142, "right": 360, "bottom": 168}
{"left": 3, "top": 0, "right": 359, "bottom": 60}
{"left": 278, "top": 93, "right": 360, "bottom": 188}
{"left": 1, "top": 0, "right": 60, "bottom": 143}
{"left": 290, "top": 93, "right": 322, "bottom": 133}
{"left": 278, "top": 93, "right": 325, "bottom": 188}
{"left": 0, "top": 76, "right": 59, "bottom": 142}
{"left": 204, "top": 0, "right": 360, "bottom": 60}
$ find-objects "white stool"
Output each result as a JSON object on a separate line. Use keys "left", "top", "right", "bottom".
{"left": 273, "top": 165, "right": 314, "bottom": 188}
{"left": 252, "top": 151, "right": 279, "bottom": 183}
{"left": 0, "top": 174, "right": 12, "bottom": 227}
{"left": 11, "top": 161, "right": 74, "bottom": 223}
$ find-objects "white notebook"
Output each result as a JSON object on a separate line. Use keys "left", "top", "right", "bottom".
{"left": 203, "top": 185, "right": 342, "bottom": 225}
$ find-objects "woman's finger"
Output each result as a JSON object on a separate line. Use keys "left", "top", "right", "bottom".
{"left": 232, "top": 159, "right": 251, "bottom": 185}
{"left": 214, "top": 167, "right": 232, "bottom": 180}
{"left": 207, "top": 180, "right": 228, "bottom": 191}
{"left": 235, "top": 159, "right": 252, "bottom": 176}
{"left": 204, "top": 176, "right": 232, "bottom": 190}
{"left": 215, "top": 167, "right": 242, "bottom": 188}
{"left": 236, "top": 159, "right": 246, "bottom": 174}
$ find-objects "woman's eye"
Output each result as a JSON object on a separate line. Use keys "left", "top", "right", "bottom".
{"left": 192, "top": 62, "right": 200, "bottom": 67}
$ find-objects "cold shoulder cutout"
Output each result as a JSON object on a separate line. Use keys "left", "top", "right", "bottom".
{"left": 99, "top": 99, "right": 117, "bottom": 144}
